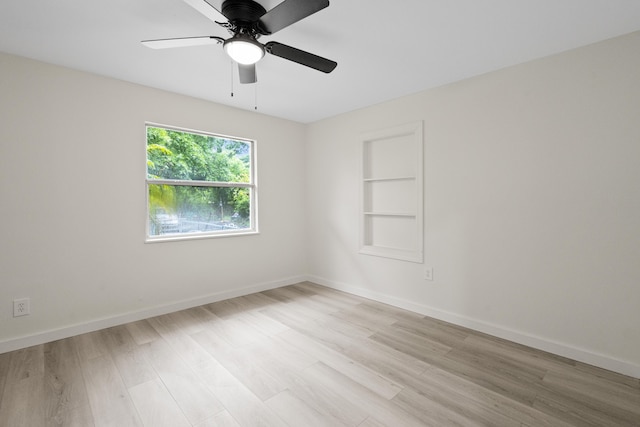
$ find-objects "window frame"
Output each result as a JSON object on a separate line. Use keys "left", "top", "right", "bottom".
{"left": 144, "top": 123, "right": 258, "bottom": 243}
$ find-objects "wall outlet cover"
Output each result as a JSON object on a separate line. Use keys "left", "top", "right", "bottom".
{"left": 424, "top": 267, "right": 434, "bottom": 281}
{"left": 13, "top": 298, "right": 30, "bottom": 317}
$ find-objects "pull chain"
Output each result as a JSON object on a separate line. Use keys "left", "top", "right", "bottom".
{"left": 254, "top": 81, "right": 258, "bottom": 110}
{"left": 229, "top": 61, "right": 259, "bottom": 110}
{"left": 230, "top": 61, "right": 234, "bottom": 97}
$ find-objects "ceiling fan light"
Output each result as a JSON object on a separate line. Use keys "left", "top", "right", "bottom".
{"left": 224, "top": 37, "right": 265, "bottom": 65}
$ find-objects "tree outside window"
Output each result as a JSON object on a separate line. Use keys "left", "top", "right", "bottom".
{"left": 146, "top": 125, "right": 257, "bottom": 240}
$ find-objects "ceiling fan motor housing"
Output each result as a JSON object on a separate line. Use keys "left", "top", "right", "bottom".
{"left": 143, "top": 0, "right": 336, "bottom": 84}
{"left": 221, "top": 0, "right": 266, "bottom": 31}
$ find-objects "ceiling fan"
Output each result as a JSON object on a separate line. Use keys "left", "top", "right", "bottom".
{"left": 142, "top": 0, "right": 337, "bottom": 84}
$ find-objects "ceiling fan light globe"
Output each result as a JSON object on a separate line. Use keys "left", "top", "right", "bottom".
{"left": 224, "top": 38, "right": 265, "bottom": 65}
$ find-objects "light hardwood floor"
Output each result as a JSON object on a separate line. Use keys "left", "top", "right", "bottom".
{"left": 1, "top": 282, "right": 639, "bottom": 426}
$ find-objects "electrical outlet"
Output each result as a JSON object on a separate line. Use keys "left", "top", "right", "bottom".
{"left": 13, "top": 298, "right": 30, "bottom": 317}
{"left": 424, "top": 267, "right": 434, "bottom": 281}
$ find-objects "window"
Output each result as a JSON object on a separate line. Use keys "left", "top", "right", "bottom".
{"left": 145, "top": 124, "right": 257, "bottom": 241}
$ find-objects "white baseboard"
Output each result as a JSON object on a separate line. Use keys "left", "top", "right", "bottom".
{"left": 0, "top": 275, "right": 305, "bottom": 355}
{"left": 4, "top": 273, "right": 638, "bottom": 379}
{"left": 307, "top": 275, "right": 640, "bottom": 379}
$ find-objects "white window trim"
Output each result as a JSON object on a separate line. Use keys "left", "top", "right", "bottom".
{"left": 144, "top": 123, "right": 258, "bottom": 243}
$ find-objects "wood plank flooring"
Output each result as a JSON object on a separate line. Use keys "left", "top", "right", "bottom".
{"left": 1, "top": 282, "right": 639, "bottom": 426}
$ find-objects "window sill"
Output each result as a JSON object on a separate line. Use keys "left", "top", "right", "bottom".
{"left": 145, "top": 229, "right": 259, "bottom": 243}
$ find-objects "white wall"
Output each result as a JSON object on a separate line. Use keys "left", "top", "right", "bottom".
{"left": 0, "top": 53, "right": 307, "bottom": 350}
{"left": 306, "top": 31, "right": 640, "bottom": 377}
{"left": 2, "top": 31, "right": 640, "bottom": 378}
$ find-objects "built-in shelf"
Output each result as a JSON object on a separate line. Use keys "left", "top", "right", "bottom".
{"left": 363, "top": 176, "right": 416, "bottom": 182}
{"left": 363, "top": 212, "right": 416, "bottom": 217}
{"left": 359, "top": 121, "right": 423, "bottom": 263}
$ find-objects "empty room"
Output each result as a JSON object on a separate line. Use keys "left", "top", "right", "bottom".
{"left": 1, "top": 0, "right": 639, "bottom": 426}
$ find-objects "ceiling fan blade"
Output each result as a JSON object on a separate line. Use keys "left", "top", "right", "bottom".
{"left": 142, "top": 36, "right": 224, "bottom": 49}
{"left": 258, "top": 0, "right": 329, "bottom": 35}
{"left": 184, "top": 0, "right": 225, "bottom": 22}
{"left": 238, "top": 63, "right": 257, "bottom": 84}
{"left": 265, "top": 41, "right": 336, "bottom": 73}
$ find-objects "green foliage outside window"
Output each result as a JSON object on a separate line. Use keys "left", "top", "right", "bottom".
{"left": 146, "top": 126, "right": 254, "bottom": 237}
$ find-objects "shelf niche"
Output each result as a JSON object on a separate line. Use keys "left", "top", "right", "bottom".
{"left": 359, "top": 121, "right": 423, "bottom": 263}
